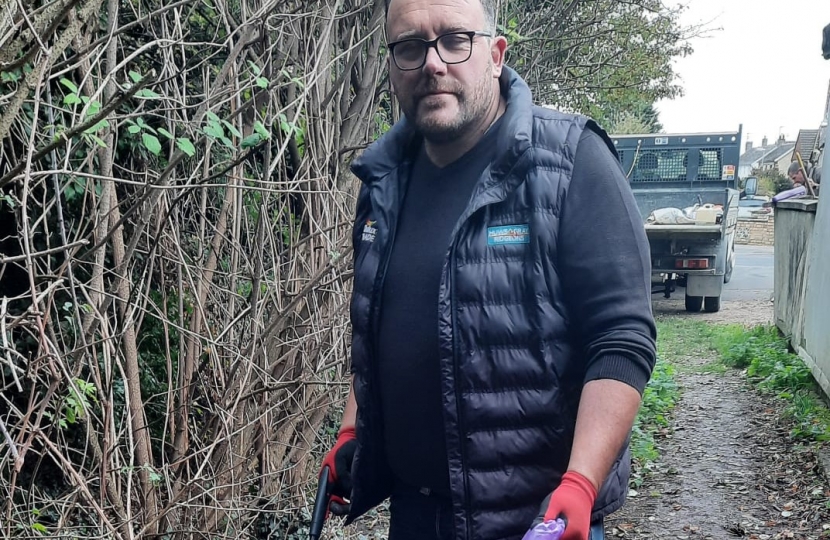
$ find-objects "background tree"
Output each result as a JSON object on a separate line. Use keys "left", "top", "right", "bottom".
{"left": 501, "top": 0, "right": 694, "bottom": 133}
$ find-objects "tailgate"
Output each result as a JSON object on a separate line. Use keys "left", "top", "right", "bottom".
{"left": 644, "top": 224, "right": 723, "bottom": 240}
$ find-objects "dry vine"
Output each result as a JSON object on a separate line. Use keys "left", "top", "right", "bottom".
{"left": 0, "top": 0, "right": 387, "bottom": 538}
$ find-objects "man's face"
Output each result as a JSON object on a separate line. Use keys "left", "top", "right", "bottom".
{"left": 386, "top": 0, "right": 506, "bottom": 143}
{"left": 789, "top": 170, "right": 805, "bottom": 185}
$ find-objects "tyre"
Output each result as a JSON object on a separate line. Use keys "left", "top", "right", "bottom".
{"left": 685, "top": 293, "right": 703, "bottom": 312}
{"left": 704, "top": 296, "right": 721, "bottom": 313}
{"left": 724, "top": 245, "right": 735, "bottom": 284}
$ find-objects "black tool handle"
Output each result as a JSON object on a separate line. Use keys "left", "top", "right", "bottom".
{"left": 310, "top": 465, "right": 332, "bottom": 540}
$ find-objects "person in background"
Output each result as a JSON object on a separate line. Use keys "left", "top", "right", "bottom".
{"left": 787, "top": 161, "right": 820, "bottom": 194}
{"left": 320, "top": 0, "right": 657, "bottom": 539}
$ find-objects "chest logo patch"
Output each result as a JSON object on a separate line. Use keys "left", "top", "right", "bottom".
{"left": 362, "top": 219, "right": 378, "bottom": 243}
{"left": 487, "top": 224, "right": 530, "bottom": 246}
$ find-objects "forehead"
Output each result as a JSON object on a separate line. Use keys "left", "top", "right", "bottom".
{"left": 386, "top": 0, "right": 485, "bottom": 40}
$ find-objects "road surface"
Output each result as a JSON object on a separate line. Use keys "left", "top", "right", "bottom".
{"left": 723, "top": 244, "right": 774, "bottom": 302}
{"left": 652, "top": 244, "right": 774, "bottom": 324}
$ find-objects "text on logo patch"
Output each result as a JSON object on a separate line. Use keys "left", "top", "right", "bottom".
{"left": 362, "top": 219, "right": 377, "bottom": 243}
{"left": 487, "top": 224, "right": 530, "bottom": 246}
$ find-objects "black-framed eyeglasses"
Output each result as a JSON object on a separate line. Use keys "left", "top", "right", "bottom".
{"left": 388, "top": 31, "right": 492, "bottom": 71}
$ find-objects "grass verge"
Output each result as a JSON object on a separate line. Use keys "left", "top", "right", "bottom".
{"left": 628, "top": 320, "right": 684, "bottom": 488}
{"left": 712, "top": 324, "right": 830, "bottom": 443}
{"left": 629, "top": 356, "right": 678, "bottom": 487}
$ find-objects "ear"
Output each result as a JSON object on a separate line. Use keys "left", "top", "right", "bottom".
{"left": 489, "top": 36, "right": 508, "bottom": 78}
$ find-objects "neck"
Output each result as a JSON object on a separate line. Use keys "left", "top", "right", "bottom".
{"left": 424, "top": 88, "right": 505, "bottom": 168}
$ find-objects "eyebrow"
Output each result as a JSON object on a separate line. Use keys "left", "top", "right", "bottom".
{"left": 391, "top": 24, "right": 469, "bottom": 41}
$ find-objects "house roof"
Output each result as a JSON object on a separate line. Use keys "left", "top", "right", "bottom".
{"left": 763, "top": 143, "right": 795, "bottom": 164}
{"left": 740, "top": 142, "right": 795, "bottom": 169}
{"left": 740, "top": 146, "right": 772, "bottom": 166}
{"left": 793, "top": 129, "right": 820, "bottom": 161}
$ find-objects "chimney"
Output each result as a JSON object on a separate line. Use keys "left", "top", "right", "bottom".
{"left": 762, "top": 136, "right": 768, "bottom": 147}
{"left": 778, "top": 133, "right": 786, "bottom": 144}
{"left": 745, "top": 140, "right": 753, "bottom": 152}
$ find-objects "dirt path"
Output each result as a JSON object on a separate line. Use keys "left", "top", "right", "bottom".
{"left": 607, "top": 299, "right": 830, "bottom": 539}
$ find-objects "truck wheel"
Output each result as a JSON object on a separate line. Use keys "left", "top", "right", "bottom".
{"left": 685, "top": 293, "right": 703, "bottom": 312}
{"left": 704, "top": 296, "right": 721, "bottom": 313}
{"left": 724, "top": 247, "right": 735, "bottom": 284}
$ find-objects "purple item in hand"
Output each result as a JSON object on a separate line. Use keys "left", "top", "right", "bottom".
{"left": 521, "top": 519, "right": 567, "bottom": 540}
{"left": 772, "top": 185, "right": 807, "bottom": 204}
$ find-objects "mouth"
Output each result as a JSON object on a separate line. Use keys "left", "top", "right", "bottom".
{"left": 419, "top": 91, "right": 454, "bottom": 100}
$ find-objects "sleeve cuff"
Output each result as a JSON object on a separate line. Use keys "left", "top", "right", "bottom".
{"left": 584, "top": 353, "right": 651, "bottom": 396}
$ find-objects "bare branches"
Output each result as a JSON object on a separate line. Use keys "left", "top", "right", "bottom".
{"left": 1, "top": 0, "right": 383, "bottom": 537}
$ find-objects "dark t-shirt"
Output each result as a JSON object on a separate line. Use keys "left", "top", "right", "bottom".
{"left": 376, "top": 117, "right": 504, "bottom": 495}
{"left": 374, "top": 122, "right": 654, "bottom": 495}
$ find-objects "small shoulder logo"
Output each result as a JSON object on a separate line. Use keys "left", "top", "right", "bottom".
{"left": 487, "top": 224, "right": 530, "bottom": 246}
{"left": 362, "top": 219, "right": 378, "bottom": 243}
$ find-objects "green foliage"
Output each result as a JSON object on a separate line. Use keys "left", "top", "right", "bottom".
{"left": 713, "top": 325, "right": 830, "bottom": 442}
{"left": 44, "top": 378, "right": 98, "bottom": 430}
{"left": 749, "top": 168, "right": 791, "bottom": 195}
{"left": 602, "top": 103, "right": 663, "bottom": 135}
{"left": 629, "top": 357, "right": 679, "bottom": 486}
{"left": 504, "top": 0, "right": 691, "bottom": 130}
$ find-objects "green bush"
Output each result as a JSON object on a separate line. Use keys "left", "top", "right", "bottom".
{"left": 714, "top": 325, "right": 830, "bottom": 442}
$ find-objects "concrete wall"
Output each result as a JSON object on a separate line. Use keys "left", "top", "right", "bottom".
{"left": 736, "top": 216, "right": 774, "bottom": 246}
{"left": 774, "top": 198, "right": 830, "bottom": 400}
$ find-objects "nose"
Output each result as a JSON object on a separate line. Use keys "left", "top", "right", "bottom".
{"left": 422, "top": 45, "right": 447, "bottom": 76}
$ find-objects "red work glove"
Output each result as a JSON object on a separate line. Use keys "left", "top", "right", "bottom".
{"left": 535, "top": 471, "right": 597, "bottom": 540}
{"left": 320, "top": 425, "right": 357, "bottom": 516}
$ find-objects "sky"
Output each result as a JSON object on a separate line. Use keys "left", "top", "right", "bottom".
{"left": 656, "top": 0, "right": 830, "bottom": 148}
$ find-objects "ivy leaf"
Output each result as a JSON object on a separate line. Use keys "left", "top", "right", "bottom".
{"left": 240, "top": 133, "right": 261, "bottom": 149}
{"left": 206, "top": 111, "right": 221, "bottom": 124}
{"left": 136, "top": 88, "right": 161, "bottom": 99}
{"left": 31, "top": 523, "right": 47, "bottom": 534}
{"left": 158, "top": 127, "right": 173, "bottom": 139}
{"left": 64, "top": 94, "right": 82, "bottom": 105}
{"left": 84, "top": 119, "right": 109, "bottom": 134}
{"left": 142, "top": 133, "right": 162, "bottom": 155}
{"left": 255, "top": 77, "right": 269, "bottom": 89}
{"left": 128, "top": 71, "right": 142, "bottom": 83}
{"left": 222, "top": 120, "right": 242, "bottom": 139}
{"left": 203, "top": 124, "right": 224, "bottom": 139}
{"left": 248, "top": 61, "right": 261, "bottom": 76}
{"left": 176, "top": 137, "right": 196, "bottom": 157}
{"left": 90, "top": 134, "right": 107, "bottom": 148}
{"left": 220, "top": 136, "right": 234, "bottom": 149}
{"left": 127, "top": 124, "right": 141, "bottom": 134}
{"left": 253, "top": 121, "right": 270, "bottom": 139}
{"left": 60, "top": 78, "right": 78, "bottom": 93}
{"left": 85, "top": 101, "right": 102, "bottom": 117}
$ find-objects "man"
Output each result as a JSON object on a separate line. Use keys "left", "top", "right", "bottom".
{"left": 320, "top": 0, "right": 657, "bottom": 539}
{"left": 787, "top": 161, "right": 820, "bottom": 194}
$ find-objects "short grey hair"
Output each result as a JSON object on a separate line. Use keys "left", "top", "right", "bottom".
{"left": 385, "top": 0, "right": 498, "bottom": 34}
{"left": 788, "top": 161, "right": 801, "bottom": 175}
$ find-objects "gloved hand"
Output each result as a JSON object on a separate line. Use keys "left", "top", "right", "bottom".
{"left": 320, "top": 425, "right": 357, "bottom": 516}
{"left": 534, "top": 471, "right": 597, "bottom": 540}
